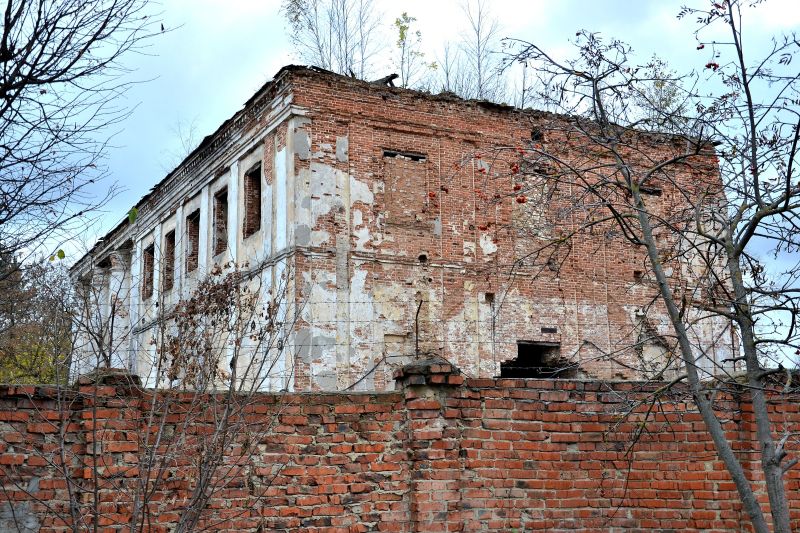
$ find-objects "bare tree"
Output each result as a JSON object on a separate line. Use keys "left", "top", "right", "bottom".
{"left": 0, "top": 0, "right": 160, "bottom": 270}
{"left": 433, "top": 0, "right": 505, "bottom": 102}
{"left": 159, "top": 117, "right": 201, "bottom": 173}
{"left": 0, "top": 257, "right": 72, "bottom": 383}
{"left": 436, "top": 42, "right": 470, "bottom": 96}
{"left": 392, "top": 12, "right": 436, "bottom": 89}
{"left": 1, "top": 260, "right": 299, "bottom": 532}
{"left": 499, "top": 1, "right": 799, "bottom": 530}
{"left": 458, "top": 0, "right": 504, "bottom": 101}
{"left": 282, "top": 0, "right": 382, "bottom": 79}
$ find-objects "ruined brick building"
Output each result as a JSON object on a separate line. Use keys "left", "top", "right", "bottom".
{"left": 70, "top": 66, "right": 734, "bottom": 391}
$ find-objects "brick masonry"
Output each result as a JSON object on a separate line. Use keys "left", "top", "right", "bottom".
{"left": 282, "top": 68, "right": 735, "bottom": 389}
{"left": 71, "top": 66, "right": 735, "bottom": 391}
{"left": 0, "top": 366, "right": 798, "bottom": 532}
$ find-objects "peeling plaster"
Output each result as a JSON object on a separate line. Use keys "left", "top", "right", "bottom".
{"left": 479, "top": 233, "right": 497, "bottom": 257}
{"left": 354, "top": 225, "right": 371, "bottom": 251}
{"left": 336, "top": 136, "right": 349, "bottom": 162}
{"left": 349, "top": 174, "right": 373, "bottom": 205}
{"left": 293, "top": 119, "right": 311, "bottom": 161}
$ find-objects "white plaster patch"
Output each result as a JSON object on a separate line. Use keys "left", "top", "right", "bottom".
{"left": 275, "top": 148, "right": 287, "bottom": 250}
{"left": 373, "top": 284, "right": 411, "bottom": 321}
{"left": 311, "top": 230, "right": 331, "bottom": 245}
{"left": 305, "top": 270, "right": 338, "bottom": 323}
{"left": 350, "top": 175, "right": 374, "bottom": 205}
{"left": 479, "top": 233, "right": 497, "bottom": 257}
{"left": 463, "top": 241, "right": 476, "bottom": 260}
{"left": 354, "top": 226, "right": 371, "bottom": 251}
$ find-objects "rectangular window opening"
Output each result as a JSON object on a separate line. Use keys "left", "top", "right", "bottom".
{"left": 163, "top": 230, "right": 176, "bottom": 291}
{"left": 501, "top": 342, "right": 575, "bottom": 379}
{"left": 142, "top": 243, "right": 155, "bottom": 300}
{"left": 186, "top": 209, "right": 200, "bottom": 272}
{"left": 382, "top": 149, "right": 426, "bottom": 162}
{"left": 243, "top": 163, "right": 262, "bottom": 238}
{"left": 214, "top": 188, "right": 228, "bottom": 256}
{"left": 382, "top": 150, "right": 431, "bottom": 227}
{"left": 640, "top": 186, "right": 663, "bottom": 196}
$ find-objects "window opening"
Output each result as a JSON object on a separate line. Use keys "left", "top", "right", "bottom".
{"left": 186, "top": 209, "right": 200, "bottom": 272}
{"left": 243, "top": 163, "right": 262, "bottom": 238}
{"left": 163, "top": 230, "right": 175, "bottom": 291}
{"left": 640, "top": 186, "right": 663, "bottom": 196}
{"left": 500, "top": 342, "right": 575, "bottom": 378}
{"left": 142, "top": 244, "right": 155, "bottom": 300}
{"left": 382, "top": 149, "right": 426, "bottom": 162}
{"left": 382, "top": 150, "right": 430, "bottom": 227}
{"left": 214, "top": 188, "right": 228, "bottom": 256}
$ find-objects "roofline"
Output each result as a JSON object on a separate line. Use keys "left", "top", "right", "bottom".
{"left": 71, "top": 65, "right": 717, "bottom": 275}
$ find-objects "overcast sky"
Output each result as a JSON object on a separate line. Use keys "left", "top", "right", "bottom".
{"left": 78, "top": 0, "right": 800, "bottom": 250}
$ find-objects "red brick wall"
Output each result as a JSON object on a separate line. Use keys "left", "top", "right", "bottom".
{"left": 283, "top": 68, "right": 733, "bottom": 388}
{"left": 1, "top": 370, "right": 798, "bottom": 532}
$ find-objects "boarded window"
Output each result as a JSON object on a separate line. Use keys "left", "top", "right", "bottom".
{"left": 142, "top": 243, "right": 155, "bottom": 300}
{"left": 513, "top": 169, "right": 552, "bottom": 241}
{"left": 500, "top": 342, "right": 575, "bottom": 378}
{"left": 243, "top": 163, "right": 262, "bottom": 238}
{"left": 382, "top": 150, "right": 429, "bottom": 226}
{"left": 186, "top": 209, "right": 200, "bottom": 272}
{"left": 214, "top": 188, "right": 228, "bottom": 256}
{"left": 163, "top": 230, "right": 176, "bottom": 291}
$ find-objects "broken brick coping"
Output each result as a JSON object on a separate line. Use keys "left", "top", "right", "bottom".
{"left": 393, "top": 356, "right": 465, "bottom": 387}
{"left": 390, "top": 357, "right": 696, "bottom": 394}
{"left": 7, "top": 364, "right": 795, "bottom": 398}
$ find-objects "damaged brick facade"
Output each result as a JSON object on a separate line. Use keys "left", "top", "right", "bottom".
{"left": 70, "top": 66, "right": 734, "bottom": 391}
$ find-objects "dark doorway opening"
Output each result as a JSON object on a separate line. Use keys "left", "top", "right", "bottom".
{"left": 500, "top": 342, "right": 575, "bottom": 378}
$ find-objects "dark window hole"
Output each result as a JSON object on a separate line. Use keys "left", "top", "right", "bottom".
{"left": 383, "top": 149, "right": 426, "bottom": 162}
{"left": 640, "top": 186, "right": 662, "bottom": 196}
{"left": 500, "top": 342, "right": 575, "bottom": 379}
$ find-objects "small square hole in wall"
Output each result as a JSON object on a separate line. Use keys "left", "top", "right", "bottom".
{"left": 484, "top": 292, "right": 495, "bottom": 305}
{"left": 633, "top": 270, "right": 644, "bottom": 282}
